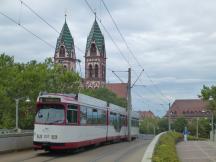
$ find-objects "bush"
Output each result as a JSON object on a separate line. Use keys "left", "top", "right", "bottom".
{"left": 187, "top": 135, "right": 207, "bottom": 141}
{"left": 152, "top": 132, "right": 182, "bottom": 162}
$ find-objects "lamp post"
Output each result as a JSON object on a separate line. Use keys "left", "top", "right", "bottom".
{"left": 168, "top": 111, "right": 173, "bottom": 131}
{"left": 161, "top": 103, "right": 172, "bottom": 131}
{"left": 196, "top": 117, "right": 199, "bottom": 139}
{"left": 208, "top": 97, "right": 215, "bottom": 141}
{"left": 211, "top": 111, "right": 214, "bottom": 141}
{"left": 15, "top": 97, "right": 30, "bottom": 131}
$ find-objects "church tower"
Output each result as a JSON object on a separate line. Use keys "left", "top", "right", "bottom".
{"left": 85, "top": 18, "right": 106, "bottom": 88}
{"left": 54, "top": 17, "right": 76, "bottom": 71}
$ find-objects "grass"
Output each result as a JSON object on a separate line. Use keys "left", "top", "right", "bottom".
{"left": 152, "top": 132, "right": 182, "bottom": 162}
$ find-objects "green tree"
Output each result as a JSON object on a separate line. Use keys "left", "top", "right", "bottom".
{"left": 173, "top": 117, "right": 188, "bottom": 133}
{"left": 0, "top": 53, "right": 80, "bottom": 129}
{"left": 158, "top": 118, "right": 168, "bottom": 132}
{"left": 187, "top": 118, "right": 211, "bottom": 138}
{"left": 139, "top": 117, "right": 158, "bottom": 134}
{"left": 200, "top": 85, "right": 216, "bottom": 111}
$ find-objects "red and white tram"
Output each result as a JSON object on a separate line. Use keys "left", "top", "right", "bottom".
{"left": 33, "top": 93, "right": 139, "bottom": 151}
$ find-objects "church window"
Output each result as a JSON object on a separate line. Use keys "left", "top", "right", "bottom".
{"left": 102, "top": 65, "right": 105, "bottom": 79}
{"left": 60, "top": 45, "right": 65, "bottom": 57}
{"left": 89, "top": 64, "right": 93, "bottom": 78}
{"left": 95, "top": 64, "right": 98, "bottom": 78}
{"left": 101, "top": 45, "right": 105, "bottom": 57}
{"left": 90, "top": 43, "right": 97, "bottom": 56}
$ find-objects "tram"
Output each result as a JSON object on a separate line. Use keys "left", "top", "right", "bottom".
{"left": 33, "top": 93, "right": 139, "bottom": 151}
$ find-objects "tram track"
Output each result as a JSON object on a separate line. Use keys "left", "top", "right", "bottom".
{"left": 114, "top": 141, "right": 148, "bottom": 162}
{"left": 0, "top": 139, "right": 151, "bottom": 162}
{"left": 88, "top": 140, "right": 149, "bottom": 162}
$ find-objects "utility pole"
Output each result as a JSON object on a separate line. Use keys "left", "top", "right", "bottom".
{"left": 196, "top": 117, "right": 199, "bottom": 139}
{"left": 15, "top": 99, "right": 19, "bottom": 130}
{"left": 212, "top": 112, "right": 214, "bottom": 141}
{"left": 112, "top": 68, "right": 143, "bottom": 142}
{"left": 127, "top": 68, "right": 132, "bottom": 142}
{"left": 168, "top": 102, "right": 171, "bottom": 131}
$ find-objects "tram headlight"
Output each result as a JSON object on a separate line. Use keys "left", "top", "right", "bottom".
{"left": 51, "top": 135, "right": 58, "bottom": 139}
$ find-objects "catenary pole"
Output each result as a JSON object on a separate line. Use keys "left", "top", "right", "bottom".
{"left": 127, "top": 68, "right": 132, "bottom": 141}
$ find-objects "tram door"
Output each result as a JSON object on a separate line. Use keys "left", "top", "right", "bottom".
{"left": 67, "top": 105, "right": 78, "bottom": 124}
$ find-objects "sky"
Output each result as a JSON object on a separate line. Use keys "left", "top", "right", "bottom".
{"left": 1, "top": 0, "right": 216, "bottom": 116}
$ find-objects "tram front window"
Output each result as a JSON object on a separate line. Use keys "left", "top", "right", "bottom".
{"left": 35, "top": 104, "right": 65, "bottom": 124}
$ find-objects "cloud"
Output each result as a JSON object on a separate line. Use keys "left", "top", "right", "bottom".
{"left": 1, "top": 0, "right": 216, "bottom": 116}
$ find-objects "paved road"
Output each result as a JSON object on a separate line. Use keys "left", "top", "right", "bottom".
{"left": 0, "top": 139, "right": 151, "bottom": 162}
{"left": 177, "top": 141, "right": 216, "bottom": 162}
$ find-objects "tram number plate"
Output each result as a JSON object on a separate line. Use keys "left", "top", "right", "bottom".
{"left": 44, "top": 134, "right": 50, "bottom": 138}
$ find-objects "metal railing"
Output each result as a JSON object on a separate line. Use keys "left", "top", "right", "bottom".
{"left": 0, "top": 129, "right": 33, "bottom": 135}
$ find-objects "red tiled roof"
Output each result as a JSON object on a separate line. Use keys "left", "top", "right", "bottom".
{"left": 138, "top": 111, "right": 155, "bottom": 119}
{"left": 167, "top": 99, "right": 209, "bottom": 117}
{"left": 106, "top": 83, "right": 128, "bottom": 99}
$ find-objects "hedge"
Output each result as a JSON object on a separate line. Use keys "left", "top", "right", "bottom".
{"left": 152, "top": 132, "right": 182, "bottom": 162}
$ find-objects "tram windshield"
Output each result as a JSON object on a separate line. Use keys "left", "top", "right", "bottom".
{"left": 35, "top": 104, "right": 65, "bottom": 124}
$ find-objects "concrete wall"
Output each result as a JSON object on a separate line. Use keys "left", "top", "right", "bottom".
{"left": 139, "top": 134, "right": 155, "bottom": 140}
{"left": 0, "top": 132, "right": 33, "bottom": 153}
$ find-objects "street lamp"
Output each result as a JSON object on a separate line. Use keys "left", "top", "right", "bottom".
{"left": 209, "top": 97, "right": 214, "bottom": 141}
{"left": 15, "top": 96, "right": 30, "bottom": 131}
{"left": 199, "top": 110, "right": 213, "bottom": 140}
{"left": 168, "top": 110, "right": 173, "bottom": 131}
{"left": 161, "top": 103, "right": 172, "bottom": 131}
{"left": 196, "top": 117, "right": 199, "bottom": 139}
{"left": 211, "top": 111, "right": 214, "bottom": 141}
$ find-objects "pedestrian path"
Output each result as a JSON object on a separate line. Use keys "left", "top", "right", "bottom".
{"left": 176, "top": 141, "right": 216, "bottom": 162}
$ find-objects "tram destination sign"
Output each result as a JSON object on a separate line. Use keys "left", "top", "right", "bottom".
{"left": 39, "top": 97, "right": 61, "bottom": 103}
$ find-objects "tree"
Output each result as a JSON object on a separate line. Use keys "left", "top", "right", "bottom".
{"left": 158, "top": 118, "right": 168, "bottom": 132}
{"left": 200, "top": 85, "right": 216, "bottom": 111}
{"left": 187, "top": 118, "right": 211, "bottom": 138}
{"left": 139, "top": 117, "right": 158, "bottom": 134}
{"left": 0, "top": 53, "right": 80, "bottom": 129}
{"left": 173, "top": 117, "right": 188, "bottom": 133}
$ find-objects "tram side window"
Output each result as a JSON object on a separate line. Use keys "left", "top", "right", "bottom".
{"left": 131, "top": 118, "right": 139, "bottom": 127}
{"left": 120, "top": 115, "right": 126, "bottom": 127}
{"left": 136, "top": 119, "right": 139, "bottom": 127}
{"left": 67, "top": 105, "right": 77, "bottom": 124}
{"left": 110, "top": 112, "right": 117, "bottom": 125}
{"left": 98, "top": 110, "right": 106, "bottom": 125}
{"left": 92, "top": 109, "right": 98, "bottom": 124}
{"left": 80, "top": 106, "right": 87, "bottom": 125}
{"left": 87, "top": 108, "right": 92, "bottom": 124}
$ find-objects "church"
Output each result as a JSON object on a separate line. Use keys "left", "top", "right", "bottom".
{"left": 54, "top": 16, "right": 127, "bottom": 99}
{"left": 54, "top": 16, "right": 106, "bottom": 89}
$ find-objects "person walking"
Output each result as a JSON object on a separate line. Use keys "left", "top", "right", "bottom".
{"left": 183, "top": 127, "right": 188, "bottom": 142}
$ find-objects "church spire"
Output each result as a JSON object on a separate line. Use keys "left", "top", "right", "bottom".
{"left": 54, "top": 16, "right": 76, "bottom": 71}
{"left": 85, "top": 18, "right": 105, "bottom": 56}
{"left": 84, "top": 18, "right": 106, "bottom": 89}
{"left": 64, "top": 13, "right": 67, "bottom": 23}
{"left": 94, "top": 11, "right": 96, "bottom": 21}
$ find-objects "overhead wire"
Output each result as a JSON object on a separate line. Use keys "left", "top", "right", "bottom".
{"left": 17, "top": 0, "right": 84, "bottom": 76}
{"left": 100, "top": 0, "right": 170, "bottom": 104}
{"left": 84, "top": 0, "right": 169, "bottom": 105}
{"left": 84, "top": 0, "right": 131, "bottom": 67}
{"left": 0, "top": 11, "right": 55, "bottom": 49}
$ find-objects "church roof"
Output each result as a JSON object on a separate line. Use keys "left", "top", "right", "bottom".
{"left": 86, "top": 19, "right": 105, "bottom": 54}
{"left": 55, "top": 21, "right": 74, "bottom": 56}
{"left": 106, "top": 83, "right": 128, "bottom": 99}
